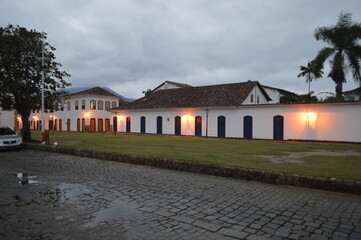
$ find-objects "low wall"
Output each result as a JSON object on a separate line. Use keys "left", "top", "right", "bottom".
{"left": 25, "top": 143, "right": 361, "bottom": 195}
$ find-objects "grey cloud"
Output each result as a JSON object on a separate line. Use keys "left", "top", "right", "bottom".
{"left": 1, "top": 0, "right": 360, "bottom": 98}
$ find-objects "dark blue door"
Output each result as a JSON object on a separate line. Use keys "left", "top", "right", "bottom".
{"left": 140, "top": 116, "right": 146, "bottom": 133}
{"left": 126, "top": 117, "right": 131, "bottom": 132}
{"left": 113, "top": 116, "right": 117, "bottom": 132}
{"left": 175, "top": 116, "right": 181, "bottom": 135}
{"left": 157, "top": 116, "right": 162, "bottom": 134}
{"left": 195, "top": 116, "right": 202, "bottom": 136}
{"left": 273, "top": 115, "right": 284, "bottom": 140}
{"left": 217, "top": 116, "right": 226, "bottom": 138}
{"left": 243, "top": 116, "right": 253, "bottom": 139}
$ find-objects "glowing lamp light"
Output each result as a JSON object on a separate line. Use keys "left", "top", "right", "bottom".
{"left": 183, "top": 113, "right": 190, "bottom": 119}
{"left": 84, "top": 112, "right": 90, "bottom": 119}
{"left": 117, "top": 115, "right": 124, "bottom": 120}
{"left": 305, "top": 111, "right": 316, "bottom": 124}
{"left": 17, "top": 117, "right": 22, "bottom": 121}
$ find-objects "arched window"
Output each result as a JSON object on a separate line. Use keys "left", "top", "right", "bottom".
{"left": 273, "top": 115, "right": 284, "bottom": 140}
{"left": 243, "top": 116, "right": 253, "bottom": 139}
{"left": 81, "top": 100, "right": 86, "bottom": 110}
{"left": 126, "top": 117, "right": 131, "bottom": 132}
{"left": 195, "top": 116, "right": 202, "bottom": 136}
{"left": 112, "top": 101, "right": 117, "bottom": 108}
{"left": 217, "top": 116, "right": 226, "bottom": 138}
{"left": 140, "top": 116, "right": 146, "bottom": 133}
{"left": 75, "top": 100, "right": 79, "bottom": 110}
{"left": 90, "top": 100, "right": 96, "bottom": 110}
{"left": 98, "top": 101, "right": 103, "bottom": 110}
{"left": 105, "top": 101, "right": 110, "bottom": 110}
{"left": 175, "top": 116, "right": 181, "bottom": 135}
{"left": 157, "top": 116, "right": 162, "bottom": 134}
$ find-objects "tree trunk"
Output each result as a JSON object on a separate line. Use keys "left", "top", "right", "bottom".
{"left": 335, "top": 82, "right": 344, "bottom": 101}
{"left": 21, "top": 112, "right": 31, "bottom": 142}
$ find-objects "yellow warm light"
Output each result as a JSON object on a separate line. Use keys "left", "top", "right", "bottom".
{"left": 33, "top": 116, "right": 38, "bottom": 120}
{"left": 117, "top": 115, "right": 124, "bottom": 119}
{"left": 305, "top": 111, "right": 316, "bottom": 124}
{"left": 17, "top": 117, "right": 22, "bottom": 121}
{"left": 183, "top": 114, "right": 190, "bottom": 119}
{"left": 84, "top": 112, "right": 90, "bottom": 119}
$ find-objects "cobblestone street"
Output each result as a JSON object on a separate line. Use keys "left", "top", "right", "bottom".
{"left": 1, "top": 149, "right": 361, "bottom": 240}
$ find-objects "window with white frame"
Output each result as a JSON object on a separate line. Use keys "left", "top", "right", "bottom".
{"left": 105, "top": 101, "right": 110, "bottom": 110}
{"left": 90, "top": 100, "right": 96, "bottom": 110}
{"left": 98, "top": 100, "right": 103, "bottom": 110}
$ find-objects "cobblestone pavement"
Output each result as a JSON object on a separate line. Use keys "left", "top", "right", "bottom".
{"left": 1, "top": 150, "right": 361, "bottom": 240}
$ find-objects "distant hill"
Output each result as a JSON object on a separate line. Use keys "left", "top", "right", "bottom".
{"left": 65, "top": 87, "right": 135, "bottom": 102}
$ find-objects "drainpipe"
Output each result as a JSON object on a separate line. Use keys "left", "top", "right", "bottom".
{"left": 205, "top": 108, "right": 209, "bottom": 138}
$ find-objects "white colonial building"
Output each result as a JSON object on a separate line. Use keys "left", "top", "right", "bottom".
{"left": 27, "top": 87, "right": 121, "bottom": 132}
{"left": 109, "top": 81, "right": 361, "bottom": 143}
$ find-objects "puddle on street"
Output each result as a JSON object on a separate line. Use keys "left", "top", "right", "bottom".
{"left": 15, "top": 173, "right": 41, "bottom": 185}
{"left": 82, "top": 203, "right": 135, "bottom": 228}
{"left": 57, "top": 183, "right": 91, "bottom": 199}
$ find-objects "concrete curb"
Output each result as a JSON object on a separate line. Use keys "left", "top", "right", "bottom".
{"left": 24, "top": 143, "right": 361, "bottom": 195}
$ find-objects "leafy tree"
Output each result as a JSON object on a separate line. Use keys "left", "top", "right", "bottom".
{"left": 297, "top": 60, "right": 323, "bottom": 96}
{"left": 0, "top": 24, "right": 70, "bottom": 141}
{"left": 312, "top": 12, "right": 361, "bottom": 101}
{"left": 142, "top": 89, "right": 152, "bottom": 96}
{"left": 298, "top": 91, "right": 319, "bottom": 103}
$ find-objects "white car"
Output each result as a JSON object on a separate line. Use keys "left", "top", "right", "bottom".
{"left": 0, "top": 126, "right": 23, "bottom": 150}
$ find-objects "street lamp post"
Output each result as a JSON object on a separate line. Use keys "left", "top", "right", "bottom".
{"left": 205, "top": 108, "right": 209, "bottom": 138}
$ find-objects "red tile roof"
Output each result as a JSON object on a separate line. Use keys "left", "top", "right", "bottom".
{"left": 113, "top": 81, "right": 271, "bottom": 110}
{"left": 70, "top": 87, "right": 119, "bottom": 98}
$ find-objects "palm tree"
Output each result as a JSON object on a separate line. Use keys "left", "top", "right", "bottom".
{"left": 312, "top": 12, "right": 361, "bottom": 100}
{"left": 297, "top": 60, "right": 323, "bottom": 95}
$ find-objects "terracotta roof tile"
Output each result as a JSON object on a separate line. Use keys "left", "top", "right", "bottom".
{"left": 113, "top": 81, "right": 270, "bottom": 110}
{"left": 70, "top": 87, "right": 119, "bottom": 97}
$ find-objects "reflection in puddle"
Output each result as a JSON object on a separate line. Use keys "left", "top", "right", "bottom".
{"left": 58, "top": 183, "right": 91, "bottom": 199}
{"left": 15, "top": 173, "right": 41, "bottom": 185}
{"left": 82, "top": 203, "right": 135, "bottom": 228}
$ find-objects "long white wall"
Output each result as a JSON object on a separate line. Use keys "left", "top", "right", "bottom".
{"left": 113, "top": 103, "right": 361, "bottom": 142}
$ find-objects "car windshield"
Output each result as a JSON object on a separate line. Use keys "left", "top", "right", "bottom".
{"left": 0, "top": 127, "right": 16, "bottom": 135}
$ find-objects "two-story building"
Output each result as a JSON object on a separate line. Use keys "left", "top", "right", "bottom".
{"left": 28, "top": 87, "right": 121, "bottom": 132}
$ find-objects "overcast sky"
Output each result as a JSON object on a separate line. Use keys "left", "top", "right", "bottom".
{"left": 1, "top": 0, "right": 361, "bottom": 99}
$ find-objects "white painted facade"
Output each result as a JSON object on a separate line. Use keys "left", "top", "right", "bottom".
{"left": 0, "top": 107, "right": 16, "bottom": 129}
{"left": 153, "top": 82, "right": 186, "bottom": 91}
{"left": 242, "top": 85, "right": 270, "bottom": 105}
{"left": 28, "top": 93, "right": 120, "bottom": 132}
{"left": 263, "top": 87, "right": 281, "bottom": 104}
{"left": 112, "top": 103, "right": 361, "bottom": 143}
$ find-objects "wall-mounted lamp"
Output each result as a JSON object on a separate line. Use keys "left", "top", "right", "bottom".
{"left": 84, "top": 112, "right": 90, "bottom": 119}
{"left": 305, "top": 111, "right": 310, "bottom": 124}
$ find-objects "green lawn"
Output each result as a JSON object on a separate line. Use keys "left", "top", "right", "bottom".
{"left": 30, "top": 131, "right": 361, "bottom": 180}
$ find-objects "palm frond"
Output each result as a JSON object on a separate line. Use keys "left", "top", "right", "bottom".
{"left": 345, "top": 49, "right": 361, "bottom": 83}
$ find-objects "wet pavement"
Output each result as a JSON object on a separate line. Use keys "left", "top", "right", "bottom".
{"left": 1, "top": 149, "right": 361, "bottom": 240}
